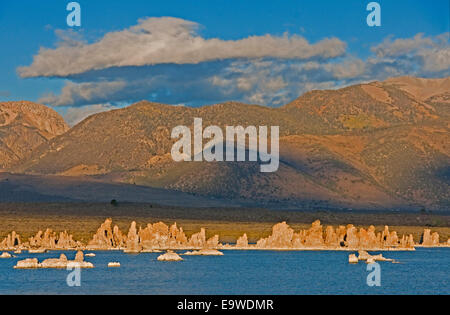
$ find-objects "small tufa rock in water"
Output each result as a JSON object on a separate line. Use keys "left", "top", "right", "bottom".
{"left": 39, "top": 254, "right": 69, "bottom": 269}
{"left": 141, "top": 249, "right": 162, "bottom": 253}
{"left": 75, "top": 251, "right": 84, "bottom": 262}
{"left": 183, "top": 249, "right": 223, "bottom": 256}
{"left": 357, "top": 250, "right": 372, "bottom": 261}
{"left": 14, "top": 252, "right": 94, "bottom": 269}
{"left": 366, "top": 257, "right": 376, "bottom": 264}
{"left": 348, "top": 254, "right": 359, "bottom": 264}
{"left": 108, "top": 262, "right": 121, "bottom": 268}
{"left": 28, "top": 248, "right": 47, "bottom": 254}
{"left": 0, "top": 252, "right": 12, "bottom": 259}
{"left": 183, "top": 249, "right": 224, "bottom": 256}
{"left": 157, "top": 250, "right": 183, "bottom": 261}
{"left": 358, "top": 250, "right": 395, "bottom": 263}
{"left": 14, "top": 258, "right": 39, "bottom": 269}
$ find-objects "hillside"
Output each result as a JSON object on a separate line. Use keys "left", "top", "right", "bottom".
{"left": 4, "top": 77, "right": 450, "bottom": 210}
{"left": 0, "top": 101, "right": 69, "bottom": 169}
{"left": 383, "top": 76, "right": 450, "bottom": 119}
{"left": 282, "top": 80, "right": 441, "bottom": 134}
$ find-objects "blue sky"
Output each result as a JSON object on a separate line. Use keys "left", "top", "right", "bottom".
{"left": 0, "top": 0, "right": 449, "bottom": 124}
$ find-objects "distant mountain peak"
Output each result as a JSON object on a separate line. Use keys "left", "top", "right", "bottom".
{"left": 0, "top": 101, "right": 69, "bottom": 169}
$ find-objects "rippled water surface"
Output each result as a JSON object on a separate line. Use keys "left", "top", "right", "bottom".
{"left": 0, "top": 248, "right": 448, "bottom": 294}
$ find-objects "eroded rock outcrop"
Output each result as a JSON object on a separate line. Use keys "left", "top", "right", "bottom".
{"left": 28, "top": 229, "right": 81, "bottom": 250}
{"left": 2, "top": 219, "right": 445, "bottom": 253}
{"left": 139, "top": 222, "right": 187, "bottom": 250}
{"left": 236, "top": 234, "right": 249, "bottom": 248}
{"left": 157, "top": 250, "right": 183, "bottom": 261}
{"left": 0, "top": 231, "right": 21, "bottom": 250}
{"left": 125, "top": 221, "right": 142, "bottom": 253}
{"left": 325, "top": 226, "right": 339, "bottom": 247}
{"left": 85, "top": 219, "right": 224, "bottom": 252}
{"left": 87, "top": 218, "right": 126, "bottom": 250}
{"left": 421, "top": 229, "right": 440, "bottom": 247}
{"left": 358, "top": 226, "right": 379, "bottom": 249}
{"left": 256, "top": 222, "right": 295, "bottom": 249}
{"left": 252, "top": 221, "right": 415, "bottom": 250}
{"left": 304, "top": 220, "right": 325, "bottom": 247}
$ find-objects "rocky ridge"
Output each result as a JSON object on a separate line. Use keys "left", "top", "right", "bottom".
{"left": 0, "top": 101, "right": 69, "bottom": 169}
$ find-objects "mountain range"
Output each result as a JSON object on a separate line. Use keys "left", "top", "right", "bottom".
{"left": 1, "top": 76, "right": 449, "bottom": 210}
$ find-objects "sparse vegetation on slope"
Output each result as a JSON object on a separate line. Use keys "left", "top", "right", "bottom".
{"left": 1, "top": 77, "right": 449, "bottom": 210}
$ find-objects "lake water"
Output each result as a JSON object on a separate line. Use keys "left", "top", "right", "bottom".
{"left": 0, "top": 248, "right": 448, "bottom": 295}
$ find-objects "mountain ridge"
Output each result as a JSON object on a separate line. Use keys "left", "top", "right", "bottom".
{"left": 0, "top": 101, "right": 69, "bottom": 169}
{"left": 1, "top": 76, "right": 449, "bottom": 210}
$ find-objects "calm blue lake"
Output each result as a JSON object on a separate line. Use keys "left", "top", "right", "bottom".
{"left": 0, "top": 248, "right": 448, "bottom": 295}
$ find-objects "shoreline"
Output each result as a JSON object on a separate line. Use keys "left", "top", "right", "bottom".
{"left": 1, "top": 218, "right": 449, "bottom": 253}
{"left": 0, "top": 202, "right": 449, "bottom": 244}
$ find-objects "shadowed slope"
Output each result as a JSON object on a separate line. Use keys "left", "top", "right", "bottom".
{"left": 5, "top": 77, "right": 450, "bottom": 210}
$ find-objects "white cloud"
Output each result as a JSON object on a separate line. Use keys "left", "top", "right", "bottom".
{"left": 420, "top": 47, "right": 450, "bottom": 72}
{"left": 372, "top": 33, "right": 434, "bottom": 57}
{"left": 325, "top": 58, "right": 366, "bottom": 79}
{"left": 39, "top": 81, "right": 126, "bottom": 106}
{"left": 18, "top": 17, "right": 346, "bottom": 78}
{"left": 371, "top": 33, "right": 450, "bottom": 73}
{"left": 18, "top": 17, "right": 450, "bottom": 108}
